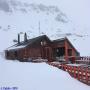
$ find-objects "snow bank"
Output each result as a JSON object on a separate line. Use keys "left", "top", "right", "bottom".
{"left": 0, "top": 56, "right": 90, "bottom": 90}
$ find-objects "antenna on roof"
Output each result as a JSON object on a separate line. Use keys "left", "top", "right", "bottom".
{"left": 39, "top": 21, "right": 41, "bottom": 36}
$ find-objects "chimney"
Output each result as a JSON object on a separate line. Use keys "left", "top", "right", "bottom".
{"left": 24, "top": 32, "right": 27, "bottom": 42}
{"left": 18, "top": 33, "right": 20, "bottom": 44}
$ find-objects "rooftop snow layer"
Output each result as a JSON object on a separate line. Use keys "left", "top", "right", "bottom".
{"left": 7, "top": 45, "right": 26, "bottom": 50}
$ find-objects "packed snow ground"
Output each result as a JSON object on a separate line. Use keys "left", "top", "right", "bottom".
{"left": 0, "top": 56, "right": 90, "bottom": 90}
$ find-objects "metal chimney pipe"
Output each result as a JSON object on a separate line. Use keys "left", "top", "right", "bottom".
{"left": 24, "top": 32, "right": 27, "bottom": 42}
{"left": 18, "top": 34, "right": 20, "bottom": 44}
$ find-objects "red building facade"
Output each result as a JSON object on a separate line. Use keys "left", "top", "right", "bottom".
{"left": 5, "top": 35, "right": 80, "bottom": 62}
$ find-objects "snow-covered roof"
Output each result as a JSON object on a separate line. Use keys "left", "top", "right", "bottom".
{"left": 6, "top": 35, "right": 79, "bottom": 53}
{"left": 52, "top": 37, "right": 65, "bottom": 42}
{"left": 7, "top": 45, "right": 26, "bottom": 50}
{"left": 52, "top": 37, "right": 79, "bottom": 53}
{"left": 6, "top": 35, "right": 51, "bottom": 51}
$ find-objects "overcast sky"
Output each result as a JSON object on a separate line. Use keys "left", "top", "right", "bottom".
{"left": 23, "top": 0, "right": 90, "bottom": 32}
{"left": 0, "top": 0, "right": 90, "bottom": 55}
{"left": 26, "top": 0, "right": 90, "bottom": 55}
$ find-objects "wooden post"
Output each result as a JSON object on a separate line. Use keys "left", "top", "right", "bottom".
{"left": 64, "top": 65, "right": 66, "bottom": 71}
{"left": 49, "top": 48, "right": 51, "bottom": 62}
{"left": 86, "top": 68, "right": 88, "bottom": 84}
{"left": 65, "top": 39, "right": 68, "bottom": 62}
{"left": 74, "top": 67, "right": 76, "bottom": 78}
{"left": 41, "top": 46, "right": 44, "bottom": 59}
{"left": 72, "top": 48, "right": 75, "bottom": 63}
{"left": 77, "top": 67, "right": 80, "bottom": 80}
{"left": 64, "top": 65, "right": 67, "bottom": 71}
{"left": 25, "top": 48, "right": 27, "bottom": 59}
{"left": 81, "top": 68, "right": 84, "bottom": 82}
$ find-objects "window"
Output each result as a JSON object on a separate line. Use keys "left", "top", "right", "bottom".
{"left": 41, "top": 41, "right": 47, "bottom": 46}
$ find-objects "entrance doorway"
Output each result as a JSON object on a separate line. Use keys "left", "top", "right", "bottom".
{"left": 53, "top": 47, "right": 65, "bottom": 61}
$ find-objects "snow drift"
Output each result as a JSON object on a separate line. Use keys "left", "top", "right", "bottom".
{"left": 0, "top": 56, "right": 90, "bottom": 90}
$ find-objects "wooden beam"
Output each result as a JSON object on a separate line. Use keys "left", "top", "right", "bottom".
{"left": 65, "top": 40, "right": 68, "bottom": 62}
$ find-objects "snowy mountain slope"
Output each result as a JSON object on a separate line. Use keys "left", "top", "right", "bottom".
{"left": 0, "top": 56, "right": 90, "bottom": 90}
{"left": 0, "top": 0, "right": 68, "bottom": 51}
{"left": 0, "top": 0, "right": 67, "bottom": 22}
{"left": 0, "top": 0, "right": 90, "bottom": 56}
